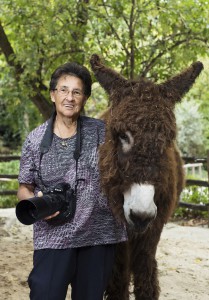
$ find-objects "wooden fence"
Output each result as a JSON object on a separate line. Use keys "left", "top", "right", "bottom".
{"left": 0, "top": 155, "right": 20, "bottom": 196}
{"left": 180, "top": 152, "right": 209, "bottom": 226}
{"left": 0, "top": 154, "right": 209, "bottom": 226}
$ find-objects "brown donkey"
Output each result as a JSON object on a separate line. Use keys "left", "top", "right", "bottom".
{"left": 90, "top": 54, "right": 203, "bottom": 300}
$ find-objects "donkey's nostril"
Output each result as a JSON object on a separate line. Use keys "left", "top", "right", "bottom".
{"left": 129, "top": 210, "right": 153, "bottom": 232}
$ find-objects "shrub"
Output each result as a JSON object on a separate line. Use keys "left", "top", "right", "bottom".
{"left": 174, "top": 185, "right": 209, "bottom": 219}
{"left": 0, "top": 159, "right": 19, "bottom": 208}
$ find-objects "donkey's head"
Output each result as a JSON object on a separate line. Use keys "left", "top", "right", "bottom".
{"left": 90, "top": 54, "right": 203, "bottom": 232}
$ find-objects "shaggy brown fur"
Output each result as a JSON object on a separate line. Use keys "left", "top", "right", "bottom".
{"left": 90, "top": 54, "right": 203, "bottom": 300}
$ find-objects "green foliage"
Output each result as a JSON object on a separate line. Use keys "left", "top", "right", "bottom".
{"left": 175, "top": 185, "right": 209, "bottom": 219}
{"left": 181, "top": 186, "right": 208, "bottom": 205}
{"left": 0, "top": 159, "right": 19, "bottom": 208}
{"left": 175, "top": 99, "right": 207, "bottom": 156}
{"left": 0, "top": 181, "right": 19, "bottom": 208}
{"left": 1, "top": 0, "right": 209, "bottom": 148}
{"left": 0, "top": 159, "right": 20, "bottom": 174}
{"left": 0, "top": 65, "right": 43, "bottom": 149}
{"left": 85, "top": 83, "right": 108, "bottom": 117}
{"left": 0, "top": 195, "right": 18, "bottom": 208}
{"left": 0, "top": 182, "right": 19, "bottom": 208}
{"left": 175, "top": 173, "right": 209, "bottom": 219}
{"left": 185, "top": 59, "right": 209, "bottom": 151}
{"left": 88, "top": 0, "right": 209, "bottom": 80}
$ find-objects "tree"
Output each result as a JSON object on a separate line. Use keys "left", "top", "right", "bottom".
{"left": 0, "top": 0, "right": 90, "bottom": 120}
{"left": 88, "top": 0, "right": 209, "bottom": 80}
{"left": 0, "top": 0, "right": 209, "bottom": 145}
{"left": 176, "top": 99, "right": 207, "bottom": 157}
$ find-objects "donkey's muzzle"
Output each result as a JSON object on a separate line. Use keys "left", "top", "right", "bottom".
{"left": 129, "top": 210, "right": 154, "bottom": 233}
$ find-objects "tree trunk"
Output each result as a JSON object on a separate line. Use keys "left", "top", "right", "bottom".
{"left": 0, "top": 21, "right": 52, "bottom": 120}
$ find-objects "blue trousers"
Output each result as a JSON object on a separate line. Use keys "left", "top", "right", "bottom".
{"left": 28, "top": 244, "right": 115, "bottom": 300}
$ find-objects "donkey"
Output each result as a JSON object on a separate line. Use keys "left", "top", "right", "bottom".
{"left": 90, "top": 54, "right": 203, "bottom": 300}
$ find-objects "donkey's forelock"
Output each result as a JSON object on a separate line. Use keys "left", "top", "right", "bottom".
{"left": 108, "top": 91, "right": 177, "bottom": 159}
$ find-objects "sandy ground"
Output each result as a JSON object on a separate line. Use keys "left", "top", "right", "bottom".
{"left": 0, "top": 208, "right": 209, "bottom": 300}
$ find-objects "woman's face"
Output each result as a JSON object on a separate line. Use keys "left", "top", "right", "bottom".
{"left": 50, "top": 75, "right": 87, "bottom": 120}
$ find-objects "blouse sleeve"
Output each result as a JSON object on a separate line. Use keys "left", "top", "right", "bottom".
{"left": 97, "top": 120, "right": 106, "bottom": 145}
{"left": 18, "top": 135, "right": 35, "bottom": 185}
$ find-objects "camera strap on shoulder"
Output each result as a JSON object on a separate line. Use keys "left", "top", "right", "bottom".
{"left": 39, "top": 111, "right": 82, "bottom": 194}
{"left": 73, "top": 116, "right": 82, "bottom": 194}
{"left": 40, "top": 111, "right": 56, "bottom": 154}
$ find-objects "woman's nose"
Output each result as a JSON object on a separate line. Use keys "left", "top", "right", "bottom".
{"left": 65, "top": 90, "right": 74, "bottom": 100}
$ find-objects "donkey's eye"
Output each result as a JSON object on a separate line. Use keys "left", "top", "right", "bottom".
{"left": 118, "top": 131, "right": 134, "bottom": 153}
{"left": 118, "top": 132, "right": 129, "bottom": 142}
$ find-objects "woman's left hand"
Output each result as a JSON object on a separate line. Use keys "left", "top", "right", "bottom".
{"left": 37, "top": 191, "right": 60, "bottom": 220}
{"left": 44, "top": 211, "right": 60, "bottom": 220}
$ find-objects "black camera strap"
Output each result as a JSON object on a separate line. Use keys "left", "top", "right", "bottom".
{"left": 38, "top": 111, "right": 82, "bottom": 194}
{"left": 39, "top": 111, "right": 56, "bottom": 155}
{"left": 73, "top": 116, "right": 82, "bottom": 194}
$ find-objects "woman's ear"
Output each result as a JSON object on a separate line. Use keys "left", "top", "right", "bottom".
{"left": 50, "top": 91, "right": 55, "bottom": 103}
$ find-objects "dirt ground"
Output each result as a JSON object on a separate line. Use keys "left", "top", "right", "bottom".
{"left": 0, "top": 208, "right": 208, "bottom": 300}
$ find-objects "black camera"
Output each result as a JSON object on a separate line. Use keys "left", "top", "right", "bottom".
{"left": 16, "top": 182, "right": 76, "bottom": 226}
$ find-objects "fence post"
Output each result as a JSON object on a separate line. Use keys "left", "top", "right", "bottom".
{"left": 207, "top": 150, "right": 209, "bottom": 228}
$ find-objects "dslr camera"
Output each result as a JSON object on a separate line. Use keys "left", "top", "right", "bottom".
{"left": 16, "top": 182, "right": 76, "bottom": 226}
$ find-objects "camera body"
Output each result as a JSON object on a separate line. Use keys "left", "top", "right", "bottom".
{"left": 16, "top": 182, "right": 76, "bottom": 225}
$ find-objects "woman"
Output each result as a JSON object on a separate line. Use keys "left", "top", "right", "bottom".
{"left": 17, "top": 62, "right": 127, "bottom": 300}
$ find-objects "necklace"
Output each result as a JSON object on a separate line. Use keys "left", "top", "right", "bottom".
{"left": 56, "top": 120, "right": 77, "bottom": 147}
{"left": 60, "top": 139, "right": 68, "bottom": 148}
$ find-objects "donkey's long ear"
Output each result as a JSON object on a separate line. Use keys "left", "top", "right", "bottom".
{"left": 90, "top": 54, "right": 127, "bottom": 95}
{"left": 159, "top": 61, "right": 203, "bottom": 103}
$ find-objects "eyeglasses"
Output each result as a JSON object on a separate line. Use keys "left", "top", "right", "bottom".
{"left": 54, "top": 87, "right": 84, "bottom": 98}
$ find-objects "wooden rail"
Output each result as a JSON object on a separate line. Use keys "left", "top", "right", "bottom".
{"left": 0, "top": 154, "right": 209, "bottom": 226}
{"left": 0, "top": 190, "right": 17, "bottom": 196}
{"left": 183, "top": 163, "right": 203, "bottom": 177}
{"left": 0, "top": 174, "right": 18, "bottom": 179}
{"left": 0, "top": 156, "right": 20, "bottom": 162}
{"left": 179, "top": 201, "right": 209, "bottom": 211}
{"left": 0, "top": 155, "right": 20, "bottom": 196}
{"left": 179, "top": 151, "right": 209, "bottom": 227}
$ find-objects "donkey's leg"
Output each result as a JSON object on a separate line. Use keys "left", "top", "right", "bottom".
{"left": 104, "top": 242, "right": 130, "bottom": 300}
{"left": 132, "top": 253, "right": 160, "bottom": 300}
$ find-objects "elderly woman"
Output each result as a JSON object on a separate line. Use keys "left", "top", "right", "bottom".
{"left": 17, "top": 62, "right": 127, "bottom": 300}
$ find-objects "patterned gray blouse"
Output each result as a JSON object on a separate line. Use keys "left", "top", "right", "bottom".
{"left": 18, "top": 116, "right": 127, "bottom": 249}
